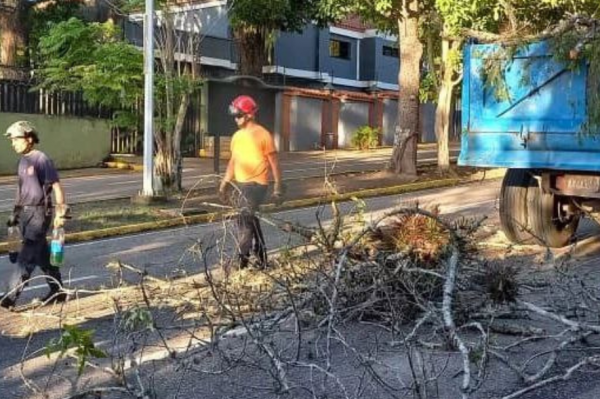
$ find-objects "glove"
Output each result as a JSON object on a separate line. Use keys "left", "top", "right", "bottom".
{"left": 272, "top": 181, "right": 285, "bottom": 206}
{"left": 7, "top": 206, "right": 21, "bottom": 227}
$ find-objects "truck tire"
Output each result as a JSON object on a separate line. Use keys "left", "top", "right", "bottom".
{"left": 527, "top": 181, "right": 580, "bottom": 248}
{"left": 499, "top": 169, "right": 534, "bottom": 244}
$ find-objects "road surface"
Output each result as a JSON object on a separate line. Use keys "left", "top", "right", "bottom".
{"left": 0, "top": 176, "right": 499, "bottom": 301}
{"left": 0, "top": 147, "right": 459, "bottom": 212}
{"left": 3, "top": 178, "right": 600, "bottom": 399}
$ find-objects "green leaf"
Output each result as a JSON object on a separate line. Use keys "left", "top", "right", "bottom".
{"left": 45, "top": 325, "right": 107, "bottom": 376}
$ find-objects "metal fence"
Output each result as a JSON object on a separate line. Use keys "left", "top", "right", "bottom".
{"left": 109, "top": 91, "right": 203, "bottom": 156}
{"left": 0, "top": 79, "right": 203, "bottom": 156}
{"left": 0, "top": 79, "right": 109, "bottom": 118}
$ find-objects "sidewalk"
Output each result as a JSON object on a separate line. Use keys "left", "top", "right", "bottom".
{"left": 0, "top": 166, "right": 135, "bottom": 186}
{"left": 107, "top": 143, "right": 458, "bottom": 171}
{"left": 0, "top": 165, "right": 504, "bottom": 254}
{"left": 0, "top": 143, "right": 475, "bottom": 253}
{"left": 0, "top": 143, "right": 456, "bottom": 186}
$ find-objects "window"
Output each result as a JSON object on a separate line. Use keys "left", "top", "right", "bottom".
{"left": 383, "top": 45, "right": 399, "bottom": 58}
{"left": 329, "top": 39, "right": 351, "bottom": 59}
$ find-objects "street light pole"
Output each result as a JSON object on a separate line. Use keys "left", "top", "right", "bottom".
{"left": 142, "top": 0, "right": 155, "bottom": 196}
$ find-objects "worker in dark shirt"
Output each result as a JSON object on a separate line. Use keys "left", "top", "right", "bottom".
{"left": 1, "top": 121, "right": 69, "bottom": 309}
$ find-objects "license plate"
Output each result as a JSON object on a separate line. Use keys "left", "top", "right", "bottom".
{"left": 564, "top": 175, "right": 600, "bottom": 191}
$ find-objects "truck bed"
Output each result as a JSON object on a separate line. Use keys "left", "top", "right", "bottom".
{"left": 458, "top": 41, "right": 600, "bottom": 171}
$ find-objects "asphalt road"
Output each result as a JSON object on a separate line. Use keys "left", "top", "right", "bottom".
{"left": 0, "top": 175, "right": 499, "bottom": 399}
{"left": 4, "top": 178, "right": 600, "bottom": 398}
{"left": 0, "top": 175, "right": 497, "bottom": 302}
{"left": 0, "top": 147, "right": 459, "bottom": 212}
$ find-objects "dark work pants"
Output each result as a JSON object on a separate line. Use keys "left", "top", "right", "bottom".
{"left": 235, "top": 183, "right": 268, "bottom": 267}
{"left": 4, "top": 207, "right": 62, "bottom": 303}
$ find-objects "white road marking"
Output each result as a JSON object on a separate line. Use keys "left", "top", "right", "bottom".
{"left": 0, "top": 275, "right": 99, "bottom": 296}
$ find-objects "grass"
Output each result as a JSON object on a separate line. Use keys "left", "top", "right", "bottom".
{"left": 0, "top": 198, "right": 173, "bottom": 241}
{"left": 0, "top": 165, "right": 501, "bottom": 244}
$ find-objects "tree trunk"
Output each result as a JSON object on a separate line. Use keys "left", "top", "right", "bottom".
{"left": 0, "top": 2, "right": 25, "bottom": 76}
{"left": 435, "top": 82, "right": 452, "bottom": 173}
{"left": 390, "top": 1, "right": 423, "bottom": 176}
{"left": 172, "top": 92, "right": 189, "bottom": 192}
{"left": 153, "top": 12, "right": 183, "bottom": 193}
{"left": 235, "top": 27, "right": 267, "bottom": 77}
{"left": 435, "top": 39, "right": 462, "bottom": 173}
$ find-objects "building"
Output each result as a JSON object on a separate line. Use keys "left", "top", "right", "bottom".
{"left": 122, "top": 0, "right": 404, "bottom": 153}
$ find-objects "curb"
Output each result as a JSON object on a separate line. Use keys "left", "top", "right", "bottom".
{"left": 0, "top": 170, "right": 506, "bottom": 255}
{"left": 103, "top": 161, "right": 144, "bottom": 172}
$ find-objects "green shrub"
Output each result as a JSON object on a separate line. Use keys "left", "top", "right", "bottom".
{"left": 351, "top": 126, "right": 380, "bottom": 150}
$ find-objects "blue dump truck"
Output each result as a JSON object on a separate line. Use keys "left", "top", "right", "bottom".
{"left": 458, "top": 41, "right": 599, "bottom": 247}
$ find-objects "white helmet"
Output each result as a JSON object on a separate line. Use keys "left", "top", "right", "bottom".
{"left": 5, "top": 121, "right": 38, "bottom": 141}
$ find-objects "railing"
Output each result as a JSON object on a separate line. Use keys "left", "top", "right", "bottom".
{"left": 0, "top": 79, "right": 109, "bottom": 118}
{"left": 110, "top": 92, "right": 203, "bottom": 156}
{"left": 0, "top": 78, "right": 203, "bottom": 155}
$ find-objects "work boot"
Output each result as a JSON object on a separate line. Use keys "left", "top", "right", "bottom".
{"left": 40, "top": 290, "right": 68, "bottom": 305}
{"left": 0, "top": 297, "right": 15, "bottom": 310}
{"left": 252, "top": 244, "right": 268, "bottom": 269}
{"left": 238, "top": 255, "right": 250, "bottom": 270}
{"left": 252, "top": 252, "right": 268, "bottom": 269}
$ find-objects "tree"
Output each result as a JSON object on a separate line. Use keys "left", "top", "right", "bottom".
{"left": 152, "top": 6, "right": 203, "bottom": 192}
{"left": 35, "top": 0, "right": 207, "bottom": 193}
{"left": 429, "top": 0, "right": 501, "bottom": 173}
{"left": 0, "top": 0, "right": 81, "bottom": 77}
{"left": 25, "top": 0, "right": 81, "bottom": 68}
{"left": 319, "top": 0, "right": 431, "bottom": 175}
{"left": 35, "top": 18, "right": 143, "bottom": 111}
{"left": 0, "top": 0, "right": 26, "bottom": 77}
{"left": 429, "top": 0, "right": 600, "bottom": 172}
{"left": 95, "top": 0, "right": 205, "bottom": 192}
{"left": 229, "top": 0, "right": 328, "bottom": 76}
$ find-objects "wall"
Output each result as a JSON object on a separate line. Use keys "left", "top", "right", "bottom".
{"left": 175, "top": 6, "right": 230, "bottom": 38}
{"left": 381, "top": 101, "right": 461, "bottom": 145}
{"left": 323, "top": 33, "right": 359, "bottom": 81}
{"left": 274, "top": 26, "right": 320, "bottom": 72}
{"left": 206, "top": 81, "right": 277, "bottom": 139}
{"left": 382, "top": 99, "right": 398, "bottom": 146}
{"left": 359, "top": 38, "right": 377, "bottom": 81}
{"left": 0, "top": 113, "right": 111, "bottom": 175}
{"left": 123, "top": 6, "right": 230, "bottom": 46}
{"left": 338, "top": 100, "right": 369, "bottom": 148}
{"left": 420, "top": 103, "right": 437, "bottom": 143}
{"left": 376, "top": 38, "right": 400, "bottom": 84}
{"left": 290, "top": 97, "right": 323, "bottom": 151}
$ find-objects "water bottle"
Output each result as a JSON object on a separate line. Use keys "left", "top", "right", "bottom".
{"left": 50, "top": 227, "right": 65, "bottom": 267}
{"left": 7, "top": 225, "right": 21, "bottom": 264}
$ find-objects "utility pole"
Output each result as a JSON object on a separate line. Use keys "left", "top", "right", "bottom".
{"left": 141, "top": 0, "right": 155, "bottom": 196}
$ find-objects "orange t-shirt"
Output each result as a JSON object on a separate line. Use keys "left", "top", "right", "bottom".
{"left": 230, "top": 123, "right": 276, "bottom": 185}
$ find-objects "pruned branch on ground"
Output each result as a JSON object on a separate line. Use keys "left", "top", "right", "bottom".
{"left": 9, "top": 184, "right": 600, "bottom": 399}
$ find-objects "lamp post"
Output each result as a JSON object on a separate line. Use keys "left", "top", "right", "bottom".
{"left": 141, "top": 0, "right": 155, "bottom": 197}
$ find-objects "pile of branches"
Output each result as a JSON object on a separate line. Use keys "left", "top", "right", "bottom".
{"left": 179, "top": 203, "right": 520, "bottom": 398}
{"left": 314, "top": 206, "right": 459, "bottom": 324}
{"left": 200, "top": 204, "right": 500, "bottom": 331}
{"left": 20, "top": 201, "right": 566, "bottom": 399}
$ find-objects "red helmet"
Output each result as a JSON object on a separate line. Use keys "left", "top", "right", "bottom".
{"left": 229, "top": 95, "right": 258, "bottom": 117}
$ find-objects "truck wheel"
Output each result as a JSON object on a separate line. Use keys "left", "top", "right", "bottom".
{"left": 499, "top": 169, "right": 534, "bottom": 244}
{"left": 527, "top": 182, "right": 580, "bottom": 248}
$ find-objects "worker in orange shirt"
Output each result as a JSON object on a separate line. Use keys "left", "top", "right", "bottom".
{"left": 219, "top": 95, "right": 283, "bottom": 269}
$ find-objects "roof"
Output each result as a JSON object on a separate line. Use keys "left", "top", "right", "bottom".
{"left": 333, "top": 15, "right": 370, "bottom": 32}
